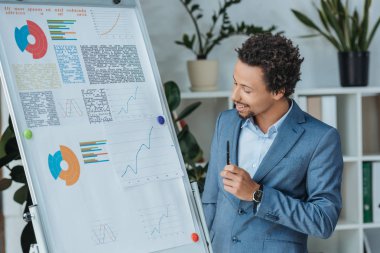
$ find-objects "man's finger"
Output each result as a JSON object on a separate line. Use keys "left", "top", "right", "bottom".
{"left": 220, "top": 170, "right": 239, "bottom": 180}
{"left": 223, "top": 184, "right": 234, "bottom": 193}
{"left": 222, "top": 178, "right": 235, "bottom": 187}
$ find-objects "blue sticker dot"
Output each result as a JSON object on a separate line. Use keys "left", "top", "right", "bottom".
{"left": 157, "top": 116, "right": 165, "bottom": 125}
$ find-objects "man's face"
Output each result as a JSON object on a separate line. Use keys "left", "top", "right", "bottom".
{"left": 231, "top": 60, "right": 277, "bottom": 119}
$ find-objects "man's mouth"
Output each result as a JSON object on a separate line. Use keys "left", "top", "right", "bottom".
{"left": 235, "top": 102, "right": 248, "bottom": 111}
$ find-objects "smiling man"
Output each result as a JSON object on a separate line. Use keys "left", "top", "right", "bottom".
{"left": 202, "top": 33, "right": 343, "bottom": 253}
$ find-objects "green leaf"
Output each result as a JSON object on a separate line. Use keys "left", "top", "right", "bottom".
{"left": 0, "top": 178, "right": 12, "bottom": 191}
{"left": 0, "top": 152, "right": 20, "bottom": 167}
{"left": 190, "top": 4, "right": 200, "bottom": 13}
{"left": 212, "top": 14, "right": 217, "bottom": 23}
{"left": 292, "top": 1, "right": 343, "bottom": 50}
{"left": 178, "top": 126, "right": 203, "bottom": 163}
{"left": 299, "top": 34, "right": 322, "bottom": 38}
{"left": 163, "top": 81, "right": 181, "bottom": 111}
{"left": 186, "top": 168, "right": 196, "bottom": 181}
{"left": 320, "top": 0, "right": 347, "bottom": 50}
{"left": 177, "top": 124, "right": 188, "bottom": 140}
{"left": 189, "top": 34, "right": 196, "bottom": 48}
{"left": 21, "top": 222, "right": 36, "bottom": 253}
{"left": 174, "top": 40, "right": 185, "bottom": 46}
{"left": 318, "top": 9, "right": 330, "bottom": 32}
{"left": 358, "top": 0, "right": 370, "bottom": 50}
{"left": 5, "top": 137, "right": 20, "bottom": 156}
{"left": 366, "top": 16, "right": 380, "bottom": 50}
{"left": 8, "top": 116, "right": 14, "bottom": 133}
{"left": 335, "top": 0, "right": 348, "bottom": 34}
{"left": 183, "top": 34, "right": 190, "bottom": 45}
{"left": 292, "top": 9, "right": 323, "bottom": 31}
{"left": 350, "top": 10, "right": 360, "bottom": 50}
{"left": 176, "top": 102, "right": 201, "bottom": 121}
{"left": 14, "top": 185, "right": 28, "bottom": 205}
{"left": 10, "top": 165, "right": 27, "bottom": 183}
{"left": 0, "top": 126, "right": 15, "bottom": 157}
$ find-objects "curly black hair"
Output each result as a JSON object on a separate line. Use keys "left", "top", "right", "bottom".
{"left": 236, "top": 33, "right": 304, "bottom": 97}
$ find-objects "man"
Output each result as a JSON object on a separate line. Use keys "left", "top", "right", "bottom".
{"left": 202, "top": 33, "right": 343, "bottom": 253}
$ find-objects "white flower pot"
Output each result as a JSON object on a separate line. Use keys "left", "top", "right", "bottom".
{"left": 187, "top": 60, "right": 218, "bottom": 91}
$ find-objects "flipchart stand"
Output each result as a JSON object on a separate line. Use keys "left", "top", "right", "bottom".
{"left": 24, "top": 205, "right": 48, "bottom": 253}
{"left": 0, "top": 0, "right": 213, "bottom": 252}
{"left": 191, "top": 182, "right": 214, "bottom": 253}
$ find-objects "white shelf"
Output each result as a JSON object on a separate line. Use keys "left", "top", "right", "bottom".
{"left": 343, "top": 156, "right": 360, "bottom": 163}
{"left": 296, "top": 86, "right": 380, "bottom": 95}
{"left": 362, "top": 155, "right": 380, "bottom": 161}
{"left": 362, "top": 223, "right": 380, "bottom": 229}
{"left": 181, "top": 90, "right": 230, "bottom": 99}
{"left": 336, "top": 222, "right": 360, "bottom": 231}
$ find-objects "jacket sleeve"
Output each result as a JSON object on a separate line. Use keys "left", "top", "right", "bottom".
{"left": 255, "top": 127, "right": 343, "bottom": 239}
{"left": 202, "top": 113, "right": 222, "bottom": 230}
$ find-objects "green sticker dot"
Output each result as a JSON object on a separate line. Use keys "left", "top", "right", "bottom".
{"left": 24, "top": 129, "right": 33, "bottom": 139}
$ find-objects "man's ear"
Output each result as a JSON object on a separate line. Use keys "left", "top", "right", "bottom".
{"left": 272, "top": 88, "right": 285, "bottom": 100}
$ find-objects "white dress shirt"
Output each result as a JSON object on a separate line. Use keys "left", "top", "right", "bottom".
{"left": 238, "top": 101, "right": 293, "bottom": 178}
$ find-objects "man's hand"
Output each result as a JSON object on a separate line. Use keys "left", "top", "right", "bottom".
{"left": 220, "top": 165, "right": 260, "bottom": 201}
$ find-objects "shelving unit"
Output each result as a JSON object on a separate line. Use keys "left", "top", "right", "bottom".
{"left": 180, "top": 86, "right": 380, "bottom": 253}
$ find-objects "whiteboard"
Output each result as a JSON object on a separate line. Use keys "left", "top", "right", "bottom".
{"left": 0, "top": 0, "right": 211, "bottom": 252}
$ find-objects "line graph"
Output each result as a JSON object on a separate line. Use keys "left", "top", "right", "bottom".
{"left": 107, "top": 86, "right": 153, "bottom": 122}
{"left": 121, "top": 126, "right": 153, "bottom": 176}
{"left": 58, "top": 98, "right": 84, "bottom": 118}
{"left": 90, "top": 9, "right": 134, "bottom": 41}
{"left": 107, "top": 120, "right": 183, "bottom": 187}
{"left": 100, "top": 13, "right": 120, "bottom": 36}
{"left": 53, "top": 89, "right": 91, "bottom": 126}
{"left": 139, "top": 204, "right": 184, "bottom": 240}
{"left": 91, "top": 220, "right": 117, "bottom": 245}
{"left": 132, "top": 180, "right": 197, "bottom": 251}
{"left": 151, "top": 205, "right": 169, "bottom": 236}
{"left": 118, "top": 86, "right": 138, "bottom": 115}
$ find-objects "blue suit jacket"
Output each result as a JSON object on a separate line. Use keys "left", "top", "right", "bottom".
{"left": 202, "top": 101, "right": 343, "bottom": 253}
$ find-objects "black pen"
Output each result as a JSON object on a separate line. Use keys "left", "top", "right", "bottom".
{"left": 226, "top": 141, "right": 230, "bottom": 165}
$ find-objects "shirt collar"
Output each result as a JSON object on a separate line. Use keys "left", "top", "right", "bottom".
{"left": 241, "top": 100, "right": 293, "bottom": 136}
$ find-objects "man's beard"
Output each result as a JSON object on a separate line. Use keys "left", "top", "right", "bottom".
{"left": 236, "top": 110, "right": 254, "bottom": 120}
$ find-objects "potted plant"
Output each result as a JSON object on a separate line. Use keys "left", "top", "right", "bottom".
{"left": 175, "top": 0, "right": 276, "bottom": 91}
{"left": 163, "top": 80, "right": 208, "bottom": 192}
{"left": 292, "top": 0, "right": 380, "bottom": 87}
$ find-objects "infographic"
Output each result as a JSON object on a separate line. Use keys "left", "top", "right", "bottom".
{"left": 0, "top": 3, "right": 194, "bottom": 253}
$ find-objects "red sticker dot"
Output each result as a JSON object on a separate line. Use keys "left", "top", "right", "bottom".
{"left": 191, "top": 233, "right": 199, "bottom": 242}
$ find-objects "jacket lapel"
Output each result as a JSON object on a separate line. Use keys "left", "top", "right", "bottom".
{"left": 219, "top": 114, "right": 243, "bottom": 208}
{"left": 253, "top": 102, "right": 306, "bottom": 183}
{"left": 231, "top": 117, "right": 243, "bottom": 166}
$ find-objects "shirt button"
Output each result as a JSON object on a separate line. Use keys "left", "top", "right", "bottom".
{"left": 238, "top": 208, "right": 245, "bottom": 215}
{"left": 232, "top": 236, "right": 239, "bottom": 243}
{"left": 252, "top": 163, "right": 256, "bottom": 168}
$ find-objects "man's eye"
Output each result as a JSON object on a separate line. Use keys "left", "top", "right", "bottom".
{"left": 243, "top": 87, "right": 251, "bottom": 93}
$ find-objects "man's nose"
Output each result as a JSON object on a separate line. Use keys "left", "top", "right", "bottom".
{"left": 231, "top": 85, "right": 240, "bottom": 102}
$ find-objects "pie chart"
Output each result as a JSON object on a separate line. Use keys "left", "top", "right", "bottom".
{"left": 48, "top": 145, "right": 80, "bottom": 186}
{"left": 14, "top": 20, "right": 48, "bottom": 59}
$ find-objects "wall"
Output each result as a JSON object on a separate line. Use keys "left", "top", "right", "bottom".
{"left": 140, "top": 0, "right": 380, "bottom": 91}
